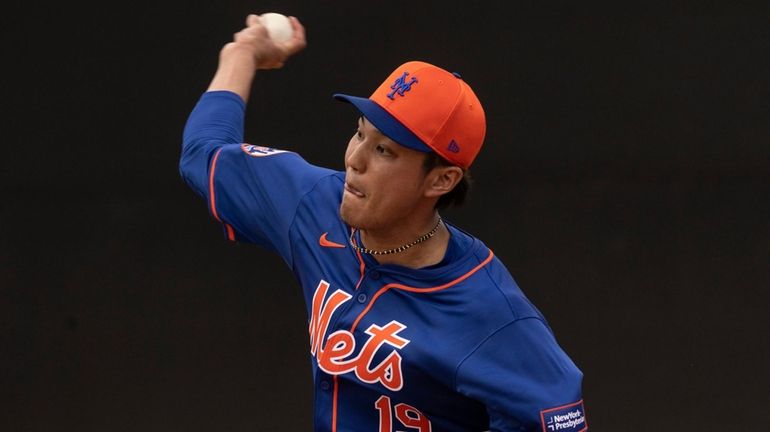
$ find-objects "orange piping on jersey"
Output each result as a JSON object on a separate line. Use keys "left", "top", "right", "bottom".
{"left": 331, "top": 232, "right": 364, "bottom": 432}
{"left": 353, "top": 231, "right": 366, "bottom": 290}
{"left": 208, "top": 148, "right": 224, "bottom": 222}
{"left": 349, "top": 249, "right": 494, "bottom": 333}
{"left": 208, "top": 149, "right": 234, "bottom": 241}
{"left": 332, "top": 375, "right": 339, "bottom": 431}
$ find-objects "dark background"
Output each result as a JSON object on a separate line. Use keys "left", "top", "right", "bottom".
{"left": 3, "top": 1, "right": 768, "bottom": 430}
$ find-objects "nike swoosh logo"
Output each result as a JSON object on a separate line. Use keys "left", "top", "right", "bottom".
{"left": 319, "top": 232, "right": 345, "bottom": 249}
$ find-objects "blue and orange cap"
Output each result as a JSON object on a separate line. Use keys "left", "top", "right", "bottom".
{"left": 334, "top": 61, "right": 486, "bottom": 169}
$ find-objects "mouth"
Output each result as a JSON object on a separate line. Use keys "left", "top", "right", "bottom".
{"left": 344, "top": 182, "right": 365, "bottom": 198}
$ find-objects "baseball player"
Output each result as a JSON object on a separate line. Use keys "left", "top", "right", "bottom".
{"left": 180, "top": 14, "right": 586, "bottom": 432}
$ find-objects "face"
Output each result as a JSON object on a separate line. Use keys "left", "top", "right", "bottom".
{"left": 339, "top": 117, "right": 433, "bottom": 230}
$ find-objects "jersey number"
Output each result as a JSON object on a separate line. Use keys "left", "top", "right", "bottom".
{"left": 375, "top": 395, "right": 432, "bottom": 432}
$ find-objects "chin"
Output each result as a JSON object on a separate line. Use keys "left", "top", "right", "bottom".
{"left": 340, "top": 198, "right": 381, "bottom": 230}
{"left": 339, "top": 200, "right": 361, "bottom": 229}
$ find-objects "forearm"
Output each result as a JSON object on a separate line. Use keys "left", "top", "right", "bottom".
{"left": 205, "top": 13, "right": 306, "bottom": 106}
{"left": 208, "top": 44, "right": 259, "bottom": 103}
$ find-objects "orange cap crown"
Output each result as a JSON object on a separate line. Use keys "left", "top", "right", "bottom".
{"left": 335, "top": 61, "right": 486, "bottom": 169}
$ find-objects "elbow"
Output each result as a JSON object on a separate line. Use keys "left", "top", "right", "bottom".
{"left": 179, "top": 136, "right": 200, "bottom": 180}
{"left": 178, "top": 150, "right": 192, "bottom": 183}
{"left": 178, "top": 136, "right": 221, "bottom": 196}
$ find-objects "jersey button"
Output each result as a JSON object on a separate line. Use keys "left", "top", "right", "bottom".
{"left": 369, "top": 270, "right": 381, "bottom": 280}
{"left": 319, "top": 380, "right": 330, "bottom": 391}
{"left": 357, "top": 293, "right": 367, "bottom": 303}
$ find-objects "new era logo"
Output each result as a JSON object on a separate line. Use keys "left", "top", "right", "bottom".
{"left": 447, "top": 140, "right": 460, "bottom": 153}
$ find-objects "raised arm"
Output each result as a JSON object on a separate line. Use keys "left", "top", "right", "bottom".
{"left": 180, "top": 14, "right": 306, "bottom": 199}
{"left": 208, "top": 14, "right": 306, "bottom": 102}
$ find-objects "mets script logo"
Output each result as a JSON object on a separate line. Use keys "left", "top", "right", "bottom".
{"left": 387, "top": 71, "right": 418, "bottom": 100}
{"left": 309, "top": 280, "right": 410, "bottom": 391}
{"left": 240, "top": 144, "right": 289, "bottom": 157}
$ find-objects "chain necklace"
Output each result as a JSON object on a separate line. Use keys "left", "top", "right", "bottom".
{"left": 349, "top": 217, "right": 443, "bottom": 256}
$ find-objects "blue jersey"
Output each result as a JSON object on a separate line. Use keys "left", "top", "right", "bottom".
{"left": 180, "top": 91, "right": 586, "bottom": 432}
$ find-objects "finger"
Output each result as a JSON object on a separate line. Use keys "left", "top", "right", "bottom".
{"left": 289, "top": 16, "right": 306, "bottom": 43}
{"left": 234, "top": 26, "right": 266, "bottom": 45}
{"left": 246, "top": 14, "right": 260, "bottom": 27}
{"left": 246, "top": 21, "right": 269, "bottom": 38}
{"left": 284, "top": 16, "right": 307, "bottom": 54}
{"left": 234, "top": 28, "right": 254, "bottom": 43}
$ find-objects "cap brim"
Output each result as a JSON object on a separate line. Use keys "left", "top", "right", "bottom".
{"left": 333, "top": 94, "right": 432, "bottom": 153}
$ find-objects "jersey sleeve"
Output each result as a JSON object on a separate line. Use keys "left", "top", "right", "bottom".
{"left": 455, "top": 318, "right": 586, "bottom": 432}
{"left": 179, "top": 91, "right": 336, "bottom": 264}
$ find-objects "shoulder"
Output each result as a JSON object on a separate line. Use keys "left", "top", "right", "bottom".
{"left": 479, "top": 254, "right": 545, "bottom": 322}
{"left": 448, "top": 228, "right": 543, "bottom": 323}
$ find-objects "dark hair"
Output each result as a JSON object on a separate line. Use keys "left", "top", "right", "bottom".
{"left": 422, "top": 152, "right": 472, "bottom": 209}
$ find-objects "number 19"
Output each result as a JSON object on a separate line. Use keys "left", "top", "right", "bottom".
{"left": 375, "top": 395, "right": 432, "bottom": 432}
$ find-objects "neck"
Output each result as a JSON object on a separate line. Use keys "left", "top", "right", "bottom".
{"left": 358, "top": 212, "right": 449, "bottom": 268}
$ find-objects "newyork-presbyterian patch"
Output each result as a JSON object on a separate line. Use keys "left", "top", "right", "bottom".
{"left": 540, "top": 400, "right": 587, "bottom": 432}
{"left": 240, "top": 144, "right": 289, "bottom": 157}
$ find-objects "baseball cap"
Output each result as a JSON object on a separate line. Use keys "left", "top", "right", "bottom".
{"left": 333, "top": 61, "right": 486, "bottom": 169}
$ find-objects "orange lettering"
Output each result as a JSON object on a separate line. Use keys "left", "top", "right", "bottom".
{"left": 308, "top": 280, "right": 351, "bottom": 357}
{"left": 395, "top": 403, "right": 432, "bottom": 432}
{"left": 308, "top": 281, "right": 411, "bottom": 391}
{"left": 354, "top": 321, "right": 410, "bottom": 390}
{"left": 318, "top": 330, "right": 357, "bottom": 374}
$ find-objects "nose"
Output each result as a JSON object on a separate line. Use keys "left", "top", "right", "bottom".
{"left": 345, "top": 139, "right": 366, "bottom": 173}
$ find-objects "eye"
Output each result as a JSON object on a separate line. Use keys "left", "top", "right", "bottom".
{"left": 355, "top": 129, "right": 363, "bottom": 140}
{"left": 375, "top": 144, "right": 389, "bottom": 155}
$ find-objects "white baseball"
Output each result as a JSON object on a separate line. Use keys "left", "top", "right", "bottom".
{"left": 260, "top": 13, "right": 294, "bottom": 43}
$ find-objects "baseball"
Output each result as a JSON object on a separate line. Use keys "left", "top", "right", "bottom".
{"left": 260, "top": 13, "right": 294, "bottom": 43}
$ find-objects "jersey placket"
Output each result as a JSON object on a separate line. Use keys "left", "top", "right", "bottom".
{"left": 313, "top": 265, "right": 386, "bottom": 432}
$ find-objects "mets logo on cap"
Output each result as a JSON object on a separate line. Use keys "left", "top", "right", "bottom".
{"left": 387, "top": 71, "right": 418, "bottom": 100}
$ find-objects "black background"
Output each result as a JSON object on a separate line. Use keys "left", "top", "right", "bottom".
{"left": 3, "top": 1, "right": 768, "bottom": 430}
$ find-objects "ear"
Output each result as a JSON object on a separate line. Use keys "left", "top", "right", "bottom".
{"left": 424, "top": 166, "right": 464, "bottom": 199}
